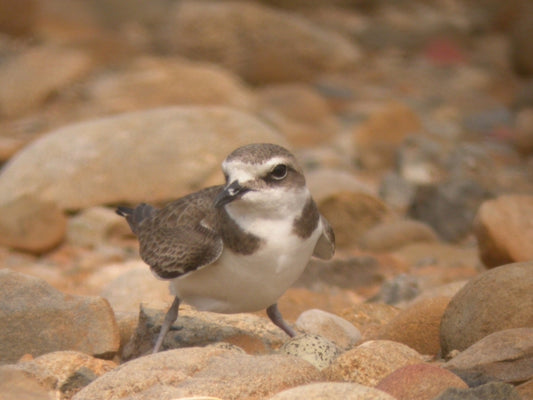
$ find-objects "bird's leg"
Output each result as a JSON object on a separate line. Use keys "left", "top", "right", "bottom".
{"left": 153, "top": 296, "right": 181, "bottom": 353}
{"left": 266, "top": 303, "right": 296, "bottom": 337}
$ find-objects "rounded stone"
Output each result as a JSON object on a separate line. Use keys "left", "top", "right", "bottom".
{"left": 440, "top": 261, "right": 533, "bottom": 355}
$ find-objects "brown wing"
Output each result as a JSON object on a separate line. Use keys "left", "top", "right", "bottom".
{"left": 313, "top": 214, "right": 335, "bottom": 260}
{"left": 133, "top": 186, "right": 224, "bottom": 279}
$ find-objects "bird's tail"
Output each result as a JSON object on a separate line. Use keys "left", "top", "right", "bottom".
{"left": 116, "top": 203, "right": 155, "bottom": 235}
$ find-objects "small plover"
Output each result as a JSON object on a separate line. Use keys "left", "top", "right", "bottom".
{"left": 117, "top": 143, "right": 335, "bottom": 353}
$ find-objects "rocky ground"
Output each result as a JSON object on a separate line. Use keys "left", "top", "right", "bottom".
{"left": 0, "top": 0, "right": 533, "bottom": 399}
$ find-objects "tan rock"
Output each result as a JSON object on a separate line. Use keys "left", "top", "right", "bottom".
{"left": 0, "top": 45, "right": 92, "bottom": 117}
{"left": 325, "top": 340, "right": 424, "bottom": 386}
{"left": 295, "top": 309, "right": 362, "bottom": 350}
{"left": 12, "top": 351, "right": 116, "bottom": 399}
{"left": 0, "top": 0, "right": 38, "bottom": 36}
{"left": 318, "top": 191, "right": 392, "bottom": 248}
{"left": 340, "top": 303, "right": 401, "bottom": 341}
{"left": 0, "top": 195, "right": 66, "bottom": 254}
{"left": 474, "top": 195, "right": 533, "bottom": 268}
{"left": 100, "top": 266, "right": 173, "bottom": 313}
{"left": 0, "top": 367, "right": 54, "bottom": 400}
{"left": 306, "top": 168, "right": 376, "bottom": 203}
{"left": 517, "top": 378, "right": 533, "bottom": 400}
{"left": 257, "top": 84, "right": 338, "bottom": 146}
{"left": 73, "top": 347, "right": 323, "bottom": 400}
{"left": 376, "top": 363, "right": 467, "bottom": 400}
{"left": 86, "top": 56, "right": 256, "bottom": 113}
{"left": 378, "top": 297, "right": 451, "bottom": 356}
{"left": 514, "top": 108, "right": 533, "bottom": 154}
{"left": 0, "top": 106, "right": 287, "bottom": 210}
{"left": 444, "top": 328, "right": 533, "bottom": 384}
{"left": 359, "top": 219, "right": 439, "bottom": 252}
{"left": 440, "top": 261, "right": 533, "bottom": 355}
{"left": 269, "top": 382, "right": 396, "bottom": 400}
{"left": 67, "top": 206, "right": 128, "bottom": 248}
{"left": 159, "top": 1, "right": 360, "bottom": 84}
{"left": 0, "top": 270, "right": 120, "bottom": 364}
{"left": 354, "top": 102, "right": 421, "bottom": 170}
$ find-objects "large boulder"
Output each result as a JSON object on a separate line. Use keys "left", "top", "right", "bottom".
{"left": 0, "top": 106, "right": 287, "bottom": 251}
{"left": 440, "top": 261, "right": 533, "bottom": 355}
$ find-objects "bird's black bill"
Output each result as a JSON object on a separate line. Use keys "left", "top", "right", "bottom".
{"left": 214, "top": 180, "right": 250, "bottom": 208}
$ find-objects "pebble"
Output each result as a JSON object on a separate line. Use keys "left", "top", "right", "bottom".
{"left": 0, "top": 269, "right": 119, "bottom": 363}
{"left": 325, "top": 339, "right": 424, "bottom": 386}
{"left": 295, "top": 309, "right": 362, "bottom": 350}
{"left": 473, "top": 194, "right": 533, "bottom": 267}
{"left": 279, "top": 334, "right": 341, "bottom": 370}
{"left": 440, "top": 261, "right": 533, "bottom": 356}
{"left": 376, "top": 363, "right": 468, "bottom": 400}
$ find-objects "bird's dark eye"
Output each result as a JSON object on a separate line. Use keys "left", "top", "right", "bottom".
{"left": 270, "top": 164, "right": 288, "bottom": 180}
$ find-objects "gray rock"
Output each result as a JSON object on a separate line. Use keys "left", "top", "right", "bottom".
{"left": 0, "top": 270, "right": 120, "bottom": 364}
{"left": 295, "top": 309, "right": 361, "bottom": 350}
{"left": 440, "top": 261, "right": 533, "bottom": 356}
{"left": 158, "top": 1, "right": 360, "bottom": 84}
{"left": 280, "top": 334, "right": 341, "bottom": 370}
{"left": 122, "top": 304, "right": 287, "bottom": 360}
{"left": 408, "top": 178, "right": 493, "bottom": 242}
{"left": 268, "top": 382, "right": 396, "bottom": 400}
{"left": 444, "top": 328, "right": 533, "bottom": 384}
{"left": 433, "top": 381, "right": 521, "bottom": 400}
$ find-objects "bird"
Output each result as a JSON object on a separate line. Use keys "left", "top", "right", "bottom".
{"left": 116, "top": 143, "right": 335, "bottom": 353}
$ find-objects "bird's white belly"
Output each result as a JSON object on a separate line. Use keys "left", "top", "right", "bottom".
{"left": 169, "top": 223, "right": 321, "bottom": 313}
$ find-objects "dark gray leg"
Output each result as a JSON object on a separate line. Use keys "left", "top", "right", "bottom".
{"left": 266, "top": 303, "right": 296, "bottom": 337}
{"left": 153, "top": 296, "right": 180, "bottom": 353}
